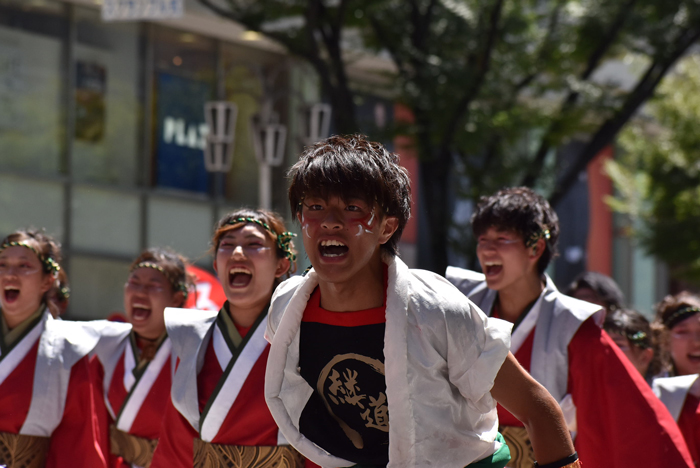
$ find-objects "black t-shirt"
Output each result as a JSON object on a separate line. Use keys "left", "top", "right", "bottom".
{"left": 298, "top": 285, "right": 389, "bottom": 466}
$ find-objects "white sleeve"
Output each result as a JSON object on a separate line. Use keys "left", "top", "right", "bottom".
{"left": 445, "top": 301, "right": 512, "bottom": 410}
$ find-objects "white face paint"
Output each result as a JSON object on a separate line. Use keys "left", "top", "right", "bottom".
{"left": 301, "top": 215, "right": 312, "bottom": 238}
{"left": 355, "top": 210, "right": 376, "bottom": 237}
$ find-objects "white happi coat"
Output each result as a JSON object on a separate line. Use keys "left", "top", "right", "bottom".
{"left": 445, "top": 267, "right": 604, "bottom": 430}
{"left": 265, "top": 256, "right": 512, "bottom": 468}
{"left": 652, "top": 374, "right": 700, "bottom": 422}
{"left": 91, "top": 321, "right": 175, "bottom": 433}
{"left": 164, "top": 307, "right": 287, "bottom": 444}
{"left": 0, "top": 307, "right": 101, "bottom": 437}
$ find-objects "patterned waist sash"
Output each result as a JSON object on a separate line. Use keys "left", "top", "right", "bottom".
{"left": 110, "top": 425, "right": 158, "bottom": 467}
{"left": 499, "top": 426, "right": 534, "bottom": 468}
{"left": 193, "top": 439, "right": 305, "bottom": 468}
{"left": 0, "top": 431, "right": 51, "bottom": 468}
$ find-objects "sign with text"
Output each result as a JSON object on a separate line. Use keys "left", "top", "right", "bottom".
{"left": 102, "top": 0, "right": 184, "bottom": 21}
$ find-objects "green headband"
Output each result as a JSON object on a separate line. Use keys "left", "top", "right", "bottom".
{"left": 226, "top": 217, "right": 297, "bottom": 262}
{"left": 0, "top": 240, "right": 61, "bottom": 277}
{"left": 664, "top": 306, "right": 700, "bottom": 330}
{"left": 131, "top": 261, "right": 189, "bottom": 298}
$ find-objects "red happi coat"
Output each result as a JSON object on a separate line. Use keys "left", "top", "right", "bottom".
{"left": 92, "top": 322, "right": 174, "bottom": 468}
{"left": 150, "top": 307, "right": 292, "bottom": 468}
{"left": 446, "top": 267, "right": 694, "bottom": 468}
{"left": 0, "top": 308, "right": 105, "bottom": 468}
{"left": 653, "top": 374, "right": 700, "bottom": 466}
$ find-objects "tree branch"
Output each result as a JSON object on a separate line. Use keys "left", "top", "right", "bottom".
{"left": 520, "top": 0, "right": 638, "bottom": 187}
{"left": 549, "top": 26, "right": 700, "bottom": 206}
{"left": 439, "top": 0, "right": 504, "bottom": 154}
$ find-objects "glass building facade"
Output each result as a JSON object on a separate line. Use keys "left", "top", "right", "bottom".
{"left": 0, "top": 0, "right": 320, "bottom": 319}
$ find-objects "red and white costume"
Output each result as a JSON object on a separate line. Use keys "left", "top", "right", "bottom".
{"left": 653, "top": 374, "right": 700, "bottom": 465}
{"left": 0, "top": 307, "right": 105, "bottom": 467}
{"left": 446, "top": 267, "right": 694, "bottom": 468}
{"left": 150, "top": 307, "right": 297, "bottom": 467}
{"left": 92, "top": 321, "right": 174, "bottom": 468}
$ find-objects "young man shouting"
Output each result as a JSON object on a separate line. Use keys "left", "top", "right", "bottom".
{"left": 265, "top": 135, "right": 580, "bottom": 468}
{"left": 446, "top": 187, "right": 693, "bottom": 468}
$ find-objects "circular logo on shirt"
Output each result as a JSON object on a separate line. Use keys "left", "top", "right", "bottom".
{"left": 317, "top": 353, "right": 389, "bottom": 449}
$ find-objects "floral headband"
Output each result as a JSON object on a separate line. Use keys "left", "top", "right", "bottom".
{"left": 0, "top": 240, "right": 61, "bottom": 277}
{"left": 226, "top": 217, "right": 297, "bottom": 262}
{"left": 664, "top": 306, "right": 700, "bottom": 330}
{"left": 526, "top": 226, "right": 551, "bottom": 248}
{"left": 130, "top": 261, "right": 189, "bottom": 298}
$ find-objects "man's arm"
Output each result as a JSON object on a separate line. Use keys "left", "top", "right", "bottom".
{"left": 490, "top": 353, "right": 576, "bottom": 466}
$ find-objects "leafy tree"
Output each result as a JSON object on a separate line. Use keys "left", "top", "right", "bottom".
{"left": 197, "top": 0, "right": 700, "bottom": 273}
{"left": 607, "top": 55, "right": 700, "bottom": 284}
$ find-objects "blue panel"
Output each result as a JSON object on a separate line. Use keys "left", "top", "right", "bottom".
{"left": 155, "top": 72, "right": 211, "bottom": 193}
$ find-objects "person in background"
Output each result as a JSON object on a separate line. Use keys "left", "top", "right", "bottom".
{"left": 603, "top": 308, "right": 659, "bottom": 383}
{"left": 651, "top": 292, "right": 700, "bottom": 466}
{"left": 266, "top": 136, "right": 579, "bottom": 468}
{"left": 0, "top": 229, "right": 105, "bottom": 467}
{"left": 446, "top": 187, "right": 694, "bottom": 468}
{"left": 92, "top": 247, "right": 191, "bottom": 468}
{"left": 151, "top": 209, "right": 306, "bottom": 468}
{"left": 565, "top": 270, "right": 625, "bottom": 316}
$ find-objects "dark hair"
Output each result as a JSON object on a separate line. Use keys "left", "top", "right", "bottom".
{"left": 604, "top": 309, "right": 652, "bottom": 349}
{"left": 652, "top": 291, "right": 700, "bottom": 375}
{"left": 129, "top": 247, "right": 192, "bottom": 307}
{"left": 212, "top": 208, "right": 297, "bottom": 277}
{"left": 471, "top": 187, "right": 559, "bottom": 275}
{"left": 1, "top": 229, "right": 64, "bottom": 315}
{"left": 287, "top": 134, "right": 411, "bottom": 257}
{"left": 605, "top": 308, "right": 661, "bottom": 378}
{"left": 566, "top": 271, "right": 625, "bottom": 312}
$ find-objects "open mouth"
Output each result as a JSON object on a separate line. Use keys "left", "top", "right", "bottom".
{"left": 319, "top": 239, "right": 348, "bottom": 258}
{"left": 688, "top": 353, "right": 700, "bottom": 364}
{"left": 229, "top": 267, "right": 252, "bottom": 288}
{"left": 483, "top": 261, "right": 503, "bottom": 277}
{"left": 131, "top": 303, "right": 151, "bottom": 321}
{"left": 3, "top": 286, "right": 20, "bottom": 304}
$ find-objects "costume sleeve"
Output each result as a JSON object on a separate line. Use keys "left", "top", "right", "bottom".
{"left": 569, "top": 318, "right": 694, "bottom": 468}
{"left": 446, "top": 301, "right": 511, "bottom": 408}
{"left": 150, "top": 394, "right": 198, "bottom": 468}
{"left": 678, "top": 395, "right": 700, "bottom": 465}
{"left": 89, "top": 356, "right": 113, "bottom": 464}
{"left": 45, "top": 355, "right": 107, "bottom": 468}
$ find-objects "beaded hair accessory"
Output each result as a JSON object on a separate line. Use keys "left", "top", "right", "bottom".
{"left": 526, "top": 226, "right": 551, "bottom": 248}
{"left": 131, "top": 261, "right": 189, "bottom": 298}
{"left": 226, "top": 217, "right": 297, "bottom": 262}
{"left": 0, "top": 240, "right": 61, "bottom": 277}
{"left": 664, "top": 306, "right": 700, "bottom": 330}
{"left": 57, "top": 286, "right": 71, "bottom": 301}
{"left": 627, "top": 330, "right": 650, "bottom": 348}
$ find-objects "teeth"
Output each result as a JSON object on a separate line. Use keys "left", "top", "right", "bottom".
{"left": 321, "top": 240, "right": 346, "bottom": 247}
{"left": 3, "top": 286, "right": 18, "bottom": 291}
{"left": 133, "top": 304, "right": 150, "bottom": 310}
{"left": 229, "top": 267, "right": 251, "bottom": 275}
{"left": 484, "top": 261, "right": 502, "bottom": 266}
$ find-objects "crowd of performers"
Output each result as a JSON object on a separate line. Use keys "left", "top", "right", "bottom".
{"left": 0, "top": 134, "right": 698, "bottom": 468}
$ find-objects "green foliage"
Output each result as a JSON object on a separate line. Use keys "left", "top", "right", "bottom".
{"left": 611, "top": 55, "right": 700, "bottom": 283}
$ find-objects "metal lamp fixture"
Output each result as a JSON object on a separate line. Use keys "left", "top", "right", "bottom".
{"left": 203, "top": 101, "right": 238, "bottom": 172}
{"left": 302, "top": 103, "right": 332, "bottom": 146}
{"left": 251, "top": 104, "right": 287, "bottom": 209}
